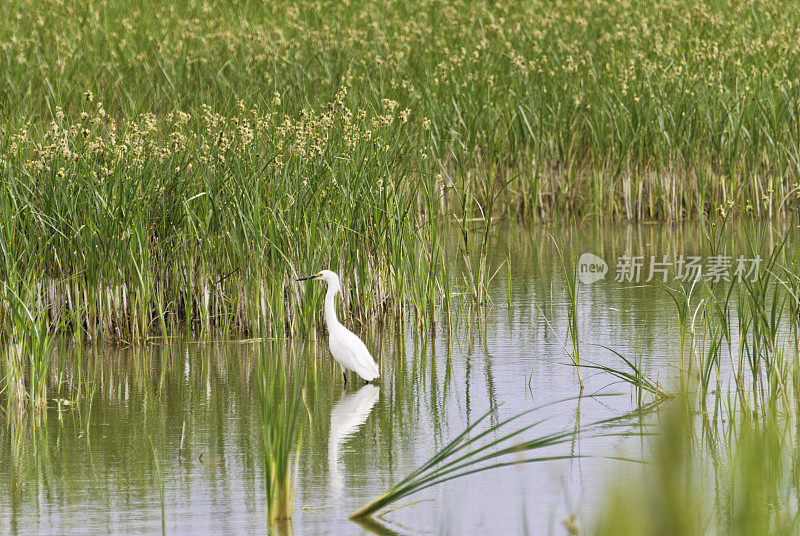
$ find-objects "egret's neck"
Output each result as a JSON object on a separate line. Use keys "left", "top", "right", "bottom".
{"left": 324, "top": 281, "right": 342, "bottom": 329}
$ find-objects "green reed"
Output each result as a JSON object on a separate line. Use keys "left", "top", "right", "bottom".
{"left": 664, "top": 278, "right": 699, "bottom": 390}
{"left": 592, "top": 222, "right": 800, "bottom": 535}
{"left": 257, "top": 342, "right": 304, "bottom": 523}
{"left": 593, "top": 392, "right": 800, "bottom": 536}
{"left": 2, "top": 0, "right": 800, "bottom": 403}
{"left": 579, "top": 345, "right": 669, "bottom": 403}
{"left": 352, "top": 396, "right": 655, "bottom": 520}
{"left": 1, "top": 278, "right": 62, "bottom": 411}
{"left": 3, "top": 0, "right": 800, "bottom": 223}
{"left": 553, "top": 235, "right": 583, "bottom": 389}
{"left": 0, "top": 90, "right": 445, "bottom": 343}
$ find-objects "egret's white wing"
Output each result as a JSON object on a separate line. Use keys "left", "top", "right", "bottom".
{"left": 329, "top": 326, "right": 379, "bottom": 381}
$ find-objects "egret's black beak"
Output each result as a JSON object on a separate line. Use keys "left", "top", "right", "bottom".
{"left": 297, "top": 274, "right": 317, "bottom": 281}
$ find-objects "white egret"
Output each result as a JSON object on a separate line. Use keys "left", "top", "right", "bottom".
{"left": 297, "top": 270, "right": 379, "bottom": 385}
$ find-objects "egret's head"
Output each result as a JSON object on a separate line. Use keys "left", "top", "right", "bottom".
{"left": 297, "top": 269, "right": 339, "bottom": 285}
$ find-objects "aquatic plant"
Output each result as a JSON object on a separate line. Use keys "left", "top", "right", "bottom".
{"left": 2, "top": 0, "right": 800, "bottom": 224}
{"left": 579, "top": 345, "right": 669, "bottom": 402}
{"left": 553, "top": 235, "right": 583, "bottom": 389}
{"left": 0, "top": 0, "right": 799, "bottom": 350}
{"left": 1, "top": 279, "right": 61, "bottom": 409}
{"left": 257, "top": 343, "right": 304, "bottom": 523}
{"left": 351, "top": 396, "right": 654, "bottom": 519}
{"left": 602, "top": 224, "right": 800, "bottom": 534}
{"left": 592, "top": 395, "right": 800, "bottom": 536}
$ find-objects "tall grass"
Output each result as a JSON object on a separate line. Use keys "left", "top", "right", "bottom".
{"left": 1, "top": 278, "right": 62, "bottom": 411}
{"left": 553, "top": 234, "right": 583, "bottom": 389}
{"left": 592, "top": 393, "right": 800, "bottom": 536}
{"left": 580, "top": 345, "right": 669, "bottom": 403}
{"left": 1, "top": 0, "right": 799, "bottom": 526}
{"left": 592, "top": 222, "right": 800, "bottom": 534}
{"left": 2, "top": 0, "right": 800, "bottom": 223}
{"left": 351, "top": 396, "right": 655, "bottom": 519}
{"left": 257, "top": 342, "right": 304, "bottom": 523}
{"left": 0, "top": 89, "right": 434, "bottom": 340}
{"left": 1, "top": 0, "right": 800, "bottom": 399}
{"left": 678, "top": 225, "right": 798, "bottom": 414}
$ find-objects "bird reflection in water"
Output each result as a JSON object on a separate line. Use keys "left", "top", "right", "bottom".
{"left": 328, "top": 384, "right": 380, "bottom": 491}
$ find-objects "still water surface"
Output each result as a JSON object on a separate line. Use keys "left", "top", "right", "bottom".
{"left": 1, "top": 223, "right": 791, "bottom": 535}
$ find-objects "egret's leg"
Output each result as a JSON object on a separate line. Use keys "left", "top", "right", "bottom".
{"left": 342, "top": 371, "right": 347, "bottom": 385}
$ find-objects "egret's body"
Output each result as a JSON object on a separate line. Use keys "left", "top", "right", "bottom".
{"left": 298, "top": 270, "right": 379, "bottom": 384}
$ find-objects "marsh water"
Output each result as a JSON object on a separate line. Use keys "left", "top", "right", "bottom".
{"left": 0, "top": 223, "right": 794, "bottom": 535}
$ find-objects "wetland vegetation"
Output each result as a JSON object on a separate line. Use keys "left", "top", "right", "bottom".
{"left": 1, "top": 0, "right": 800, "bottom": 534}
